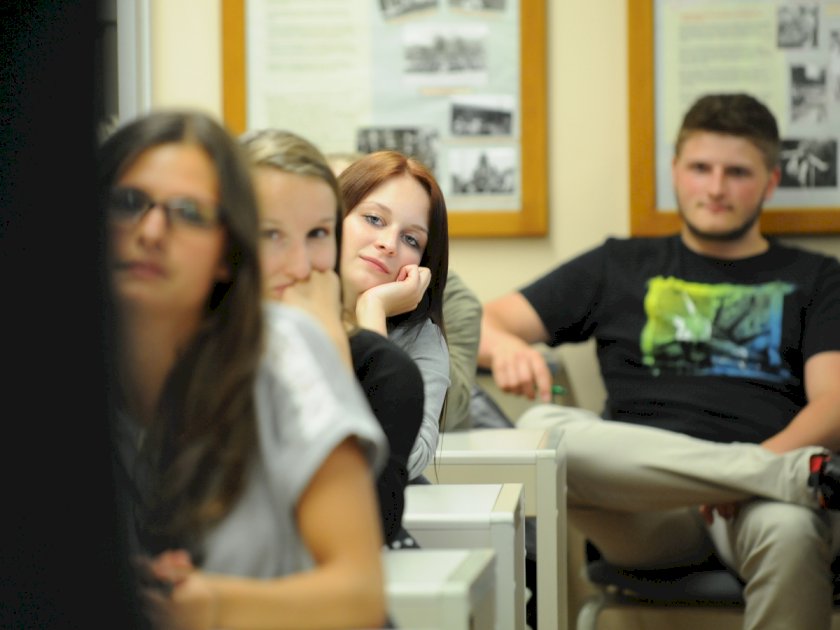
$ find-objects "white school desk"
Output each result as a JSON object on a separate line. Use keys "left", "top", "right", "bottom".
{"left": 403, "top": 482, "right": 526, "bottom": 630}
{"left": 424, "top": 426, "right": 567, "bottom": 630}
{"left": 384, "top": 548, "right": 497, "bottom": 630}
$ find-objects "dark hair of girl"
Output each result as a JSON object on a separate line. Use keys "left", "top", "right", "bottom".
{"left": 338, "top": 150, "right": 449, "bottom": 335}
{"left": 100, "top": 110, "right": 264, "bottom": 555}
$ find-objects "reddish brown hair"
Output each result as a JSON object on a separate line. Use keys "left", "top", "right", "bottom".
{"left": 338, "top": 150, "right": 449, "bottom": 333}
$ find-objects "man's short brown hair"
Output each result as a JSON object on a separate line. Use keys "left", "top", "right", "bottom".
{"left": 674, "top": 93, "right": 780, "bottom": 170}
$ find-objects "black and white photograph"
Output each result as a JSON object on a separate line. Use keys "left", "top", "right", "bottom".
{"left": 777, "top": 4, "right": 819, "bottom": 49}
{"left": 379, "top": 0, "right": 438, "bottom": 20}
{"left": 450, "top": 147, "right": 516, "bottom": 195}
{"left": 356, "top": 126, "right": 439, "bottom": 172}
{"left": 830, "top": 29, "right": 840, "bottom": 104}
{"left": 403, "top": 23, "right": 488, "bottom": 85}
{"left": 451, "top": 94, "right": 514, "bottom": 136}
{"left": 780, "top": 138, "right": 837, "bottom": 188}
{"left": 790, "top": 63, "right": 828, "bottom": 123}
{"left": 449, "top": 0, "right": 506, "bottom": 11}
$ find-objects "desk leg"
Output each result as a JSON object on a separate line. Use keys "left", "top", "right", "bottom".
{"left": 536, "top": 450, "right": 567, "bottom": 630}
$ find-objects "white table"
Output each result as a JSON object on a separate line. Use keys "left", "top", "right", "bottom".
{"left": 403, "top": 482, "right": 526, "bottom": 630}
{"left": 424, "top": 426, "right": 567, "bottom": 630}
{"left": 384, "top": 548, "right": 497, "bottom": 630}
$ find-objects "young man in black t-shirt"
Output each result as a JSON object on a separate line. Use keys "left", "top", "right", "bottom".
{"left": 479, "top": 93, "right": 840, "bottom": 630}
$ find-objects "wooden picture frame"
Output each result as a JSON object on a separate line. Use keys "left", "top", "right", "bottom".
{"left": 628, "top": 0, "right": 840, "bottom": 236}
{"left": 222, "top": 0, "right": 548, "bottom": 238}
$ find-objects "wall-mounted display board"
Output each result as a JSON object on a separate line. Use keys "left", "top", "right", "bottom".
{"left": 629, "top": 0, "right": 840, "bottom": 236}
{"left": 222, "top": 0, "right": 548, "bottom": 237}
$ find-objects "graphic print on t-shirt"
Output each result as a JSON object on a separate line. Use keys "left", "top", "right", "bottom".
{"left": 639, "top": 276, "right": 795, "bottom": 381}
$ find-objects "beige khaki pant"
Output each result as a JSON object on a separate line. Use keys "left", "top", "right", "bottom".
{"left": 520, "top": 404, "right": 840, "bottom": 630}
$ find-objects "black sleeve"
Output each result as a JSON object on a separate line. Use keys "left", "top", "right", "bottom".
{"left": 520, "top": 241, "right": 609, "bottom": 345}
{"left": 350, "top": 331, "right": 425, "bottom": 544}
{"left": 802, "top": 254, "right": 840, "bottom": 361}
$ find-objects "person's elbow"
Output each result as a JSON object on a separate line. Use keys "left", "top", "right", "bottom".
{"left": 345, "top": 567, "right": 388, "bottom": 629}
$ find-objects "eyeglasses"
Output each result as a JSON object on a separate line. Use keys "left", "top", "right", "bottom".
{"left": 108, "top": 187, "right": 221, "bottom": 229}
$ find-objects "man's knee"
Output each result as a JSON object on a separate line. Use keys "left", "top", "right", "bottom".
{"left": 734, "top": 501, "right": 832, "bottom": 570}
{"left": 729, "top": 502, "right": 834, "bottom": 628}
{"left": 518, "top": 403, "right": 599, "bottom": 429}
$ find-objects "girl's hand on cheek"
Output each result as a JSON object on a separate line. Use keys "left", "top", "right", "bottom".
{"left": 403, "top": 265, "right": 432, "bottom": 305}
{"left": 361, "top": 264, "right": 431, "bottom": 317}
{"left": 355, "top": 264, "right": 431, "bottom": 335}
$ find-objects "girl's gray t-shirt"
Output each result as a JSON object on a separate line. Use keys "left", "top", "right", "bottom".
{"left": 119, "top": 303, "right": 387, "bottom": 579}
{"left": 389, "top": 318, "right": 450, "bottom": 479}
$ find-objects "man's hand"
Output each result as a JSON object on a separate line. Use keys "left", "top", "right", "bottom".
{"left": 699, "top": 502, "right": 741, "bottom": 525}
{"left": 490, "top": 333, "right": 554, "bottom": 402}
{"left": 479, "top": 292, "right": 553, "bottom": 402}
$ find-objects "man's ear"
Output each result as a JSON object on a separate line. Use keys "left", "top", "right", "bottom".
{"left": 764, "top": 165, "right": 782, "bottom": 201}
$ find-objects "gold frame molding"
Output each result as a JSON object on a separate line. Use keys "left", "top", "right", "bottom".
{"left": 222, "top": 0, "right": 548, "bottom": 237}
{"left": 628, "top": 0, "right": 840, "bottom": 236}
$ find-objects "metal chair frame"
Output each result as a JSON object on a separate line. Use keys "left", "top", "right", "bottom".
{"left": 577, "top": 542, "right": 840, "bottom": 630}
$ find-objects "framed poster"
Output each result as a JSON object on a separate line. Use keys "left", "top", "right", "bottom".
{"left": 629, "top": 0, "right": 840, "bottom": 236}
{"left": 222, "top": 0, "right": 548, "bottom": 237}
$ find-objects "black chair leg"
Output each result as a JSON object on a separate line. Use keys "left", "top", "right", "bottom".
{"left": 525, "top": 556, "right": 538, "bottom": 629}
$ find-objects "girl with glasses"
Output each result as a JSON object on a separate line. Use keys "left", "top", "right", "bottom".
{"left": 103, "top": 110, "right": 388, "bottom": 629}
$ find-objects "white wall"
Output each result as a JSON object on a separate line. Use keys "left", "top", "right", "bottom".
{"left": 150, "top": 0, "right": 221, "bottom": 116}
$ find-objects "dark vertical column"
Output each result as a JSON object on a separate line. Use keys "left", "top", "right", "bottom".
{"left": 0, "top": 1, "right": 147, "bottom": 627}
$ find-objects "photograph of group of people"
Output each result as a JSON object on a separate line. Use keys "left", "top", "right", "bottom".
{"left": 380, "top": 0, "right": 506, "bottom": 20}
{"left": 362, "top": 2, "right": 522, "bottom": 203}
{"left": 776, "top": 4, "right": 840, "bottom": 190}
{"left": 657, "top": 1, "right": 839, "bottom": 204}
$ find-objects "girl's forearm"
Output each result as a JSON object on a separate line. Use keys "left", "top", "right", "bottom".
{"left": 203, "top": 564, "right": 386, "bottom": 630}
